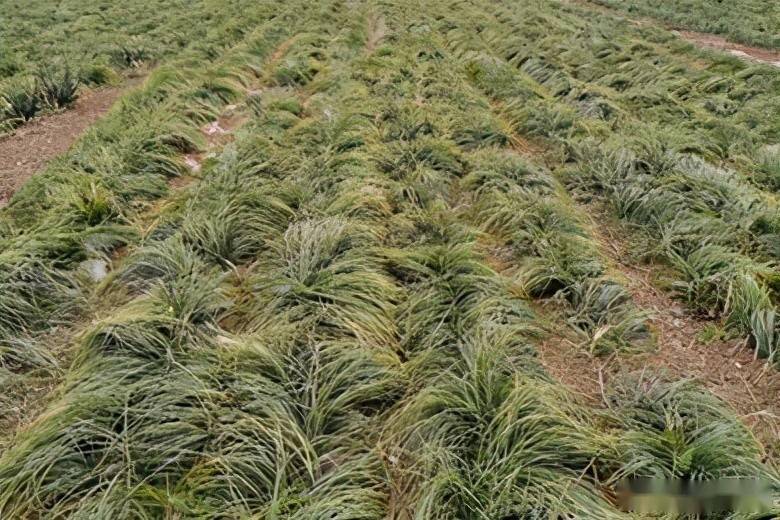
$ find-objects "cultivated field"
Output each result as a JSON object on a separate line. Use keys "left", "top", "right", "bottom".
{"left": 0, "top": 0, "right": 271, "bottom": 131}
{"left": 590, "top": 0, "right": 780, "bottom": 50}
{"left": 0, "top": 0, "right": 779, "bottom": 517}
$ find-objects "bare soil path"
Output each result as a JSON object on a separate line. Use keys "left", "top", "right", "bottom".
{"left": 0, "top": 76, "right": 145, "bottom": 207}
{"left": 675, "top": 30, "right": 780, "bottom": 68}
{"left": 568, "top": 0, "right": 780, "bottom": 68}
{"left": 537, "top": 207, "right": 780, "bottom": 459}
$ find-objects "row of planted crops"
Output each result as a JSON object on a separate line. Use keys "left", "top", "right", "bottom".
{"left": 590, "top": 0, "right": 780, "bottom": 50}
{"left": 0, "top": 0, "right": 283, "bottom": 131}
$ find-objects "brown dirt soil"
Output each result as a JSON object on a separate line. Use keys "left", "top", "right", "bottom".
{"left": 0, "top": 77, "right": 145, "bottom": 207}
{"left": 675, "top": 30, "right": 780, "bottom": 68}
{"left": 569, "top": 0, "right": 780, "bottom": 68}
{"left": 537, "top": 207, "right": 780, "bottom": 458}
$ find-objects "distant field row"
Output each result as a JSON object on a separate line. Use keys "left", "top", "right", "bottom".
{"left": 591, "top": 0, "right": 780, "bottom": 49}
{"left": 0, "top": 0, "right": 254, "bottom": 78}
{"left": 0, "top": 0, "right": 269, "bottom": 130}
